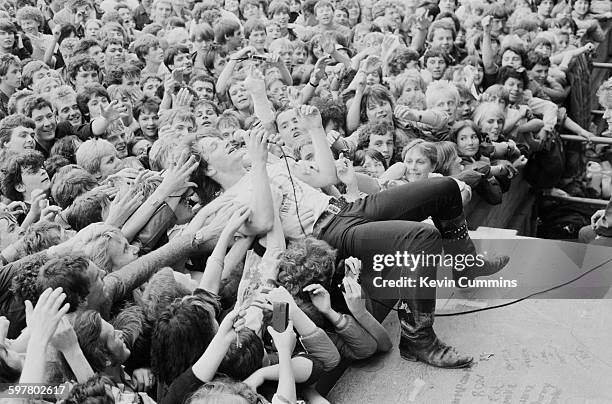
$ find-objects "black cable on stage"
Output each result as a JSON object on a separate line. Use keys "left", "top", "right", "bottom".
{"left": 371, "top": 256, "right": 612, "bottom": 316}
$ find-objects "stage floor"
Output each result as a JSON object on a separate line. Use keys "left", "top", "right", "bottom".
{"left": 327, "top": 236, "right": 612, "bottom": 403}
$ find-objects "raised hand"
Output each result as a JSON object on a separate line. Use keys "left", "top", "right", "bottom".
{"left": 25, "top": 287, "right": 70, "bottom": 345}
{"left": 311, "top": 56, "right": 331, "bottom": 86}
{"left": 246, "top": 121, "right": 270, "bottom": 165}
{"left": 244, "top": 66, "right": 267, "bottom": 95}
{"left": 50, "top": 316, "right": 79, "bottom": 352}
{"left": 303, "top": 284, "right": 332, "bottom": 314}
{"left": 335, "top": 154, "right": 356, "bottom": 185}
{"left": 100, "top": 100, "right": 124, "bottom": 122}
{"left": 105, "top": 187, "right": 145, "bottom": 228}
{"left": 297, "top": 105, "right": 323, "bottom": 131}
{"left": 132, "top": 368, "right": 155, "bottom": 392}
{"left": 342, "top": 277, "right": 367, "bottom": 315}
{"left": 157, "top": 150, "right": 199, "bottom": 198}
{"left": 173, "top": 87, "right": 194, "bottom": 108}
{"left": 267, "top": 320, "right": 296, "bottom": 354}
{"left": 219, "top": 205, "right": 251, "bottom": 240}
{"left": 481, "top": 15, "right": 492, "bottom": 34}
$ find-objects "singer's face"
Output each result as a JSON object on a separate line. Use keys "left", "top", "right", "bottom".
{"left": 196, "top": 136, "right": 246, "bottom": 174}
{"left": 276, "top": 109, "right": 304, "bottom": 149}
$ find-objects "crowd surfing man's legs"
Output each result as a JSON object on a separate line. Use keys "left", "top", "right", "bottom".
{"left": 319, "top": 177, "right": 509, "bottom": 368}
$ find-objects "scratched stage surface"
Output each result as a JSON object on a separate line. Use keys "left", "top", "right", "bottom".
{"left": 327, "top": 234, "right": 612, "bottom": 404}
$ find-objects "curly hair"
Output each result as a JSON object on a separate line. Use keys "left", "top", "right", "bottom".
{"left": 15, "top": 5, "right": 43, "bottom": 26}
{"left": 185, "top": 378, "right": 263, "bottom": 404}
{"left": 19, "top": 220, "right": 64, "bottom": 256}
{"left": 64, "top": 190, "right": 110, "bottom": 232}
{"left": 277, "top": 237, "right": 337, "bottom": 299}
{"left": 151, "top": 295, "right": 218, "bottom": 386}
{"left": 50, "top": 165, "right": 98, "bottom": 209}
{"left": 64, "top": 374, "right": 115, "bottom": 404}
{"left": 37, "top": 255, "right": 91, "bottom": 313}
{"left": 0, "top": 150, "right": 45, "bottom": 202}
{"left": 0, "top": 114, "right": 35, "bottom": 148}
{"left": 10, "top": 253, "right": 48, "bottom": 305}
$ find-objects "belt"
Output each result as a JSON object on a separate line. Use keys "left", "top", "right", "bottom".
{"left": 312, "top": 197, "right": 349, "bottom": 238}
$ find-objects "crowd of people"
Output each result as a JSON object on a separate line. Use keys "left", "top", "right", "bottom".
{"left": 0, "top": 0, "right": 611, "bottom": 402}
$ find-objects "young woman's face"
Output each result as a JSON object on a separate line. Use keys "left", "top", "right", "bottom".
{"left": 479, "top": 110, "right": 505, "bottom": 140}
{"left": 18, "top": 19, "right": 39, "bottom": 35}
{"left": 195, "top": 103, "right": 218, "bottom": 128}
{"left": 108, "top": 235, "right": 139, "bottom": 270}
{"left": 537, "top": 0, "right": 553, "bottom": 16}
{"left": 293, "top": 47, "right": 307, "bottom": 64}
{"left": 98, "top": 153, "right": 123, "bottom": 180}
{"left": 229, "top": 83, "right": 251, "bottom": 111}
{"left": 363, "top": 155, "right": 386, "bottom": 178}
{"left": 0, "top": 29, "right": 14, "bottom": 50}
{"left": 503, "top": 77, "right": 524, "bottom": 103}
{"left": 365, "top": 98, "right": 393, "bottom": 123}
{"left": 334, "top": 9, "right": 349, "bottom": 26}
{"left": 404, "top": 147, "right": 434, "bottom": 182}
{"left": 501, "top": 49, "right": 522, "bottom": 69}
{"left": 213, "top": 53, "right": 228, "bottom": 77}
{"left": 455, "top": 126, "right": 480, "bottom": 157}
{"left": 267, "top": 80, "right": 289, "bottom": 107}
{"left": 573, "top": 0, "right": 589, "bottom": 16}
{"left": 142, "top": 78, "right": 161, "bottom": 97}
{"left": 100, "top": 319, "right": 131, "bottom": 365}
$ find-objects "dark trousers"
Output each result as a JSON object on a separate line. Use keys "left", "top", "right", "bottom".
{"left": 319, "top": 177, "right": 463, "bottom": 312}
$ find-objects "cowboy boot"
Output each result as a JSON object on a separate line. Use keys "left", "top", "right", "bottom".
{"left": 398, "top": 299, "right": 473, "bottom": 368}
{"left": 437, "top": 214, "right": 510, "bottom": 282}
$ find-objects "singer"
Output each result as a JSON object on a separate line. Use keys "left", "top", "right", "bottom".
{"left": 190, "top": 104, "right": 509, "bottom": 370}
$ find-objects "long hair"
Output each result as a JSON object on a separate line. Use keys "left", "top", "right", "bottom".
{"left": 151, "top": 295, "right": 218, "bottom": 386}
{"left": 359, "top": 84, "right": 395, "bottom": 124}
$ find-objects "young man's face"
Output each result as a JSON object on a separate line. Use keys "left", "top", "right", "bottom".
{"left": 138, "top": 110, "right": 159, "bottom": 140}
{"left": 115, "top": 93, "right": 133, "bottom": 119}
{"left": 316, "top": 5, "right": 334, "bottom": 25}
{"left": 19, "top": 166, "right": 50, "bottom": 201}
{"left": 74, "top": 68, "right": 100, "bottom": 92}
{"left": 530, "top": 64, "right": 548, "bottom": 84}
{"left": 171, "top": 52, "right": 193, "bottom": 76}
{"left": 276, "top": 108, "right": 304, "bottom": 148}
{"left": 56, "top": 94, "right": 83, "bottom": 127}
{"left": 426, "top": 56, "right": 447, "bottom": 80}
{"left": 107, "top": 131, "right": 128, "bottom": 158}
{"left": 88, "top": 45, "right": 105, "bottom": 67}
{"left": 98, "top": 153, "right": 124, "bottom": 180}
{"left": 192, "top": 80, "right": 214, "bottom": 101}
{"left": 85, "top": 23, "right": 100, "bottom": 39}
{"left": 154, "top": 2, "right": 172, "bottom": 22}
{"left": 537, "top": 0, "right": 553, "bottom": 16}
{"left": 1, "top": 63, "right": 22, "bottom": 89}
{"left": 87, "top": 95, "right": 110, "bottom": 119}
{"left": 249, "top": 29, "right": 267, "bottom": 51}
{"left": 105, "top": 43, "right": 126, "bottom": 67}
{"left": 431, "top": 28, "right": 454, "bottom": 52}
{"left": 31, "top": 68, "right": 52, "bottom": 87}
{"left": 266, "top": 25, "right": 281, "bottom": 41}
{"left": 368, "top": 133, "right": 394, "bottom": 164}
{"left": 142, "top": 78, "right": 162, "bottom": 97}
{"left": 171, "top": 118, "right": 196, "bottom": 138}
{"left": 0, "top": 30, "right": 14, "bottom": 51}
{"left": 145, "top": 44, "right": 164, "bottom": 65}
{"left": 4, "top": 125, "right": 35, "bottom": 154}
{"left": 431, "top": 93, "right": 458, "bottom": 122}
{"left": 226, "top": 29, "right": 244, "bottom": 51}
{"left": 195, "top": 103, "right": 218, "bottom": 128}
{"left": 273, "top": 10, "right": 289, "bottom": 28}
{"left": 30, "top": 106, "right": 57, "bottom": 142}
{"left": 122, "top": 75, "right": 140, "bottom": 89}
